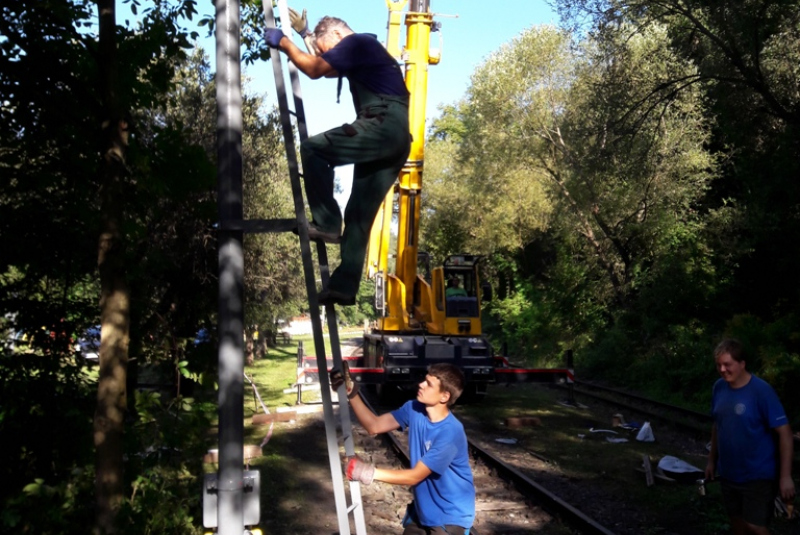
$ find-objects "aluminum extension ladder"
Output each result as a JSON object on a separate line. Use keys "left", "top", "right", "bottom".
{"left": 262, "top": 2, "right": 368, "bottom": 534}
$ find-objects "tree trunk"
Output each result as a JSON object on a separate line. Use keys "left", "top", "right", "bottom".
{"left": 94, "top": 1, "right": 130, "bottom": 533}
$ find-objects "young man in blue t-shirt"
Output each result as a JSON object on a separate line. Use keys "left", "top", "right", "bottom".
{"left": 264, "top": 15, "right": 411, "bottom": 307}
{"left": 332, "top": 363, "right": 475, "bottom": 534}
{"left": 704, "top": 339, "right": 795, "bottom": 534}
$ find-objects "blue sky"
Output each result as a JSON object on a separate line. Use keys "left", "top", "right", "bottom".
{"left": 243, "top": 1, "right": 559, "bottom": 134}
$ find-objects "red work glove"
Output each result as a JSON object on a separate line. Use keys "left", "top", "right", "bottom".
{"left": 345, "top": 457, "right": 375, "bottom": 485}
{"left": 330, "top": 361, "right": 359, "bottom": 399}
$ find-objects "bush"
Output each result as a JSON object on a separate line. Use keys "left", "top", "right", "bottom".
{"left": 119, "top": 391, "right": 215, "bottom": 534}
{"left": 0, "top": 351, "right": 95, "bottom": 533}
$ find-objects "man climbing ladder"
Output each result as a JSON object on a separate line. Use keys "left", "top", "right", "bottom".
{"left": 264, "top": 12, "right": 411, "bottom": 307}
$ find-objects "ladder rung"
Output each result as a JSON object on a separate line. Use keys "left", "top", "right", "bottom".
{"left": 220, "top": 218, "right": 297, "bottom": 233}
{"left": 347, "top": 502, "right": 362, "bottom": 514}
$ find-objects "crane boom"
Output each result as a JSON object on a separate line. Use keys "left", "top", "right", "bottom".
{"left": 367, "top": 0, "right": 439, "bottom": 331}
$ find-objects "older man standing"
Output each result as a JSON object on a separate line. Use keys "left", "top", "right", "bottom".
{"left": 704, "top": 339, "right": 795, "bottom": 534}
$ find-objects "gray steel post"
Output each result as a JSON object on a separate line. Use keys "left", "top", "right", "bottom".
{"left": 216, "top": 0, "right": 245, "bottom": 533}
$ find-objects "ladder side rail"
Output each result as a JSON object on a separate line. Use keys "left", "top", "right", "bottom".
{"left": 278, "top": 7, "right": 368, "bottom": 534}
{"left": 279, "top": 11, "right": 361, "bottom": 464}
{"left": 262, "top": 3, "right": 351, "bottom": 535}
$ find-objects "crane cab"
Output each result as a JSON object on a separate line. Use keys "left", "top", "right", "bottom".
{"left": 422, "top": 254, "right": 488, "bottom": 336}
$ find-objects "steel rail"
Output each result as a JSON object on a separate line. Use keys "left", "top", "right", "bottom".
{"left": 569, "top": 380, "right": 800, "bottom": 446}
{"left": 573, "top": 380, "right": 711, "bottom": 423}
{"left": 467, "top": 439, "right": 619, "bottom": 535}
{"left": 554, "top": 382, "right": 710, "bottom": 437}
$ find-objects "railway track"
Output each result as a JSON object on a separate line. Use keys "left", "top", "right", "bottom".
{"left": 563, "top": 379, "right": 800, "bottom": 447}
{"left": 362, "top": 394, "right": 619, "bottom": 535}
{"left": 557, "top": 380, "right": 712, "bottom": 436}
{"left": 341, "top": 375, "right": 798, "bottom": 534}
{"left": 570, "top": 381, "right": 800, "bottom": 443}
{"left": 574, "top": 380, "right": 711, "bottom": 423}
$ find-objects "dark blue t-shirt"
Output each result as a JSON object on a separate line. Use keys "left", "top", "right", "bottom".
{"left": 711, "top": 375, "right": 788, "bottom": 482}
{"left": 321, "top": 33, "right": 408, "bottom": 98}
{"left": 391, "top": 400, "right": 475, "bottom": 528}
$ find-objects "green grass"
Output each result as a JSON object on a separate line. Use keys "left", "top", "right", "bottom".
{"left": 241, "top": 330, "right": 360, "bottom": 413}
{"left": 236, "top": 332, "right": 354, "bottom": 532}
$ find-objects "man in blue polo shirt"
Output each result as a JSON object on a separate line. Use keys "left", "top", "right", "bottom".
{"left": 332, "top": 362, "right": 475, "bottom": 534}
{"left": 264, "top": 15, "right": 411, "bottom": 307}
{"left": 704, "top": 339, "right": 795, "bottom": 534}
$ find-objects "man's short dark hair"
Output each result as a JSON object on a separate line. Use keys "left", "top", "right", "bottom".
{"left": 428, "top": 363, "right": 465, "bottom": 406}
{"left": 714, "top": 338, "right": 744, "bottom": 363}
{"left": 313, "top": 16, "right": 352, "bottom": 39}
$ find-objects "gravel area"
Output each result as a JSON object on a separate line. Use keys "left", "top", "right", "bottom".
{"left": 259, "top": 403, "right": 576, "bottom": 535}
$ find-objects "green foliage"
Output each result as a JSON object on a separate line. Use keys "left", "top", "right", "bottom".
{"left": 424, "top": 22, "right": 718, "bottom": 402}
{"left": 547, "top": 0, "right": 800, "bottom": 411}
{"left": 632, "top": 321, "right": 718, "bottom": 408}
{"left": 1, "top": 2, "right": 285, "bottom": 532}
{"left": 116, "top": 391, "right": 214, "bottom": 535}
{"left": 335, "top": 279, "right": 379, "bottom": 327}
{"left": 486, "top": 253, "right": 605, "bottom": 368}
{"left": 1, "top": 467, "right": 95, "bottom": 535}
{"left": 0, "top": 350, "right": 95, "bottom": 534}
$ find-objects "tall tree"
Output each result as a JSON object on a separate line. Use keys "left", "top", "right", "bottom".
{"left": 0, "top": 1, "right": 295, "bottom": 531}
{"left": 94, "top": 1, "right": 130, "bottom": 532}
{"left": 554, "top": 0, "right": 800, "bottom": 321}
{"left": 423, "top": 23, "right": 716, "bottom": 359}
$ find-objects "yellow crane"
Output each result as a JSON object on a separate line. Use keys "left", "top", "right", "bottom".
{"left": 298, "top": 0, "right": 574, "bottom": 402}
{"left": 361, "top": 0, "right": 496, "bottom": 400}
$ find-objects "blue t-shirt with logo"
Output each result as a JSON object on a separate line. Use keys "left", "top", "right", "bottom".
{"left": 711, "top": 374, "right": 788, "bottom": 482}
{"left": 391, "top": 400, "right": 475, "bottom": 528}
{"left": 321, "top": 33, "right": 408, "bottom": 98}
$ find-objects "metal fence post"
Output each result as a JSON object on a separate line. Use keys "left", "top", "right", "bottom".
{"left": 566, "top": 349, "right": 575, "bottom": 405}
{"left": 296, "top": 341, "right": 304, "bottom": 405}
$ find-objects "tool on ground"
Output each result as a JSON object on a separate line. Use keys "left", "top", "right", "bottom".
{"left": 696, "top": 477, "right": 719, "bottom": 496}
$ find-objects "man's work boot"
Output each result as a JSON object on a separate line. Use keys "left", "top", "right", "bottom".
{"left": 318, "top": 289, "right": 356, "bottom": 307}
{"left": 293, "top": 222, "right": 341, "bottom": 244}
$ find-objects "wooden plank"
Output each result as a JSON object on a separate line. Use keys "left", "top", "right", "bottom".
{"left": 252, "top": 411, "right": 297, "bottom": 425}
{"left": 203, "top": 445, "right": 262, "bottom": 464}
{"left": 476, "top": 501, "right": 531, "bottom": 512}
{"left": 642, "top": 454, "right": 654, "bottom": 487}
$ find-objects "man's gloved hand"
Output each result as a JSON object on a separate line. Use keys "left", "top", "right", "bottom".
{"left": 263, "top": 27, "right": 285, "bottom": 48}
{"left": 345, "top": 457, "right": 375, "bottom": 485}
{"left": 330, "top": 361, "right": 359, "bottom": 399}
{"left": 288, "top": 7, "right": 309, "bottom": 37}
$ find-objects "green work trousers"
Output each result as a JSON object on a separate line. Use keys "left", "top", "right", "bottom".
{"left": 300, "top": 85, "right": 410, "bottom": 298}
